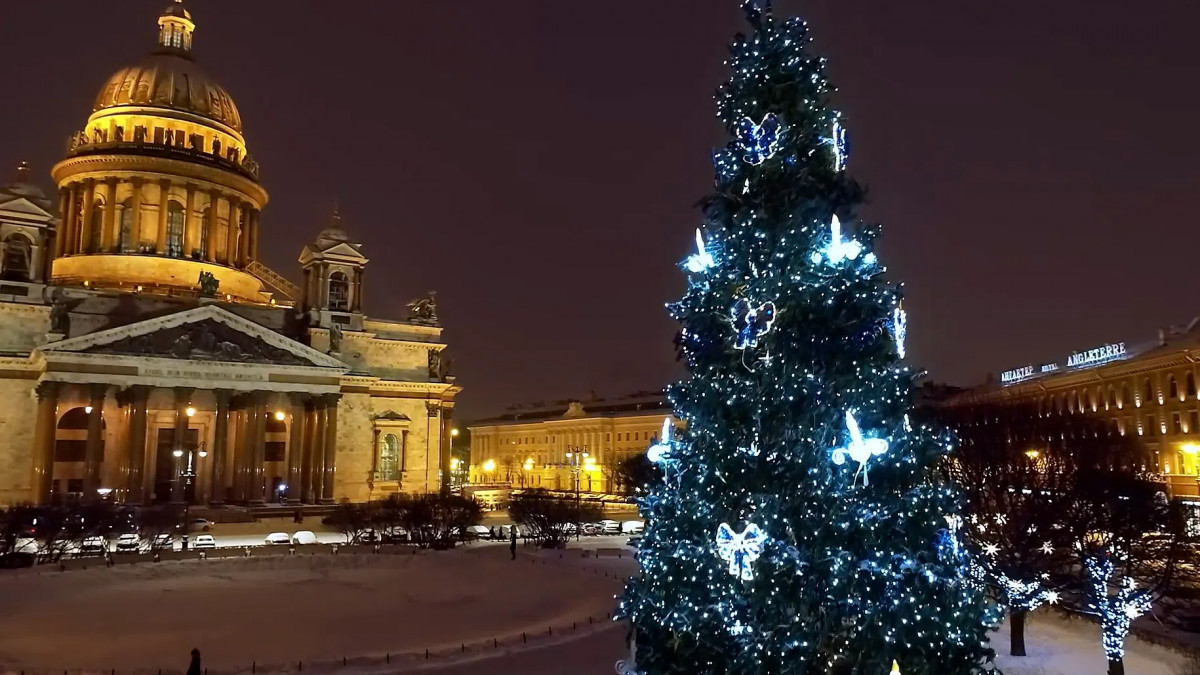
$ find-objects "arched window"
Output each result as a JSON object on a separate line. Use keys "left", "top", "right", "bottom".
{"left": 1, "top": 233, "right": 31, "bottom": 282}
{"left": 54, "top": 406, "right": 104, "bottom": 463}
{"left": 166, "top": 201, "right": 185, "bottom": 257}
{"left": 119, "top": 198, "right": 136, "bottom": 252}
{"left": 379, "top": 434, "right": 400, "bottom": 481}
{"left": 329, "top": 272, "right": 350, "bottom": 311}
{"left": 1170, "top": 375, "right": 1179, "bottom": 400}
{"left": 1189, "top": 373, "right": 1197, "bottom": 399}
{"left": 88, "top": 201, "right": 104, "bottom": 252}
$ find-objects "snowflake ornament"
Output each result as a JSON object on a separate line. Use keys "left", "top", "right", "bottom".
{"left": 736, "top": 114, "right": 784, "bottom": 165}
{"left": 830, "top": 411, "right": 890, "bottom": 486}
{"left": 716, "top": 522, "right": 766, "bottom": 581}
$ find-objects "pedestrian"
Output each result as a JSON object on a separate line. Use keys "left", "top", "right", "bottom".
{"left": 489, "top": 526, "right": 496, "bottom": 540}
{"left": 509, "top": 526, "right": 517, "bottom": 561}
{"left": 186, "top": 648, "right": 201, "bottom": 675}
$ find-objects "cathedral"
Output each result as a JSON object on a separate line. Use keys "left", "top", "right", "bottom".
{"left": 0, "top": 1, "right": 459, "bottom": 508}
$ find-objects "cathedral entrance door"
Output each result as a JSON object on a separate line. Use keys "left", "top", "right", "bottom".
{"left": 153, "top": 428, "right": 199, "bottom": 504}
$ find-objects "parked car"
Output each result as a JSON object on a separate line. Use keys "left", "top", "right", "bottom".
{"left": 381, "top": 527, "right": 408, "bottom": 544}
{"left": 193, "top": 534, "right": 217, "bottom": 549}
{"left": 188, "top": 518, "right": 215, "bottom": 532}
{"left": 291, "top": 531, "right": 318, "bottom": 545}
{"left": 356, "top": 529, "right": 379, "bottom": 544}
{"left": 115, "top": 533, "right": 140, "bottom": 552}
{"left": 13, "top": 534, "right": 38, "bottom": 555}
{"left": 598, "top": 520, "right": 622, "bottom": 535}
{"left": 464, "top": 525, "right": 491, "bottom": 540}
{"left": 150, "top": 533, "right": 174, "bottom": 551}
{"left": 582, "top": 523, "right": 602, "bottom": 536}
{"left": 622, "top": 520, "right": 645, "bottom": 535}
{"left": 265, "top": 532, "right": 291, "bottom": 545}
{"left": 79, "top": 536, "right": 107, "bottom": 556}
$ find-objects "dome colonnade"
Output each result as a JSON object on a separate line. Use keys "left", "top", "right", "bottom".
{"left": 49, "top": 0, "right": 269, "bottom": 303}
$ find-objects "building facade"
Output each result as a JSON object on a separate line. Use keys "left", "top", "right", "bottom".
{"left": 945, "top": 322, "right": 1200, "bottom": 497}
{"left": 0, "top": 2, "right": 460, "bottom": 507}
{"left": 468, "top": 392, "right": 676, "bottom": 496}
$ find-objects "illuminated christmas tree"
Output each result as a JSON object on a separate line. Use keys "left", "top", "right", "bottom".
{"left": 618, "top": 2, "right": 998, "bottom": 672}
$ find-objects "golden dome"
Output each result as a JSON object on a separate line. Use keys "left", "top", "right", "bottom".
{"left": 93, "top": 55, "right": 242, "bottom": 133}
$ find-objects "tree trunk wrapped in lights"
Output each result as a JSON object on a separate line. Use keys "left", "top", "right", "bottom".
{"left": 617, "top": 1, "right": 999, "bottom": 672}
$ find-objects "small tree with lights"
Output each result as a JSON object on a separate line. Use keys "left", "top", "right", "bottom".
{"left": 618, "top": 1, "right": 997, "bottom": 673}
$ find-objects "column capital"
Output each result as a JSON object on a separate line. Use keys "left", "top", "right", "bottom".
{"left": 34, "top": 380, "right": 61, "bottom": 401}
{"left": 288, "top": 392, "right": 313, "bottom": 407}
{"left": 173, "top": 386, "right": 195, "bottom": 400}
{"left": 320, "top": 393, "right": 342, "bottom": 407}
{"left": 88, "top": 382, "right": 109, "bottom": 399}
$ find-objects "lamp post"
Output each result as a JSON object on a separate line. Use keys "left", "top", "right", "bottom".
{"left": 565, "top": 445, "right": 589, "bottom": 538}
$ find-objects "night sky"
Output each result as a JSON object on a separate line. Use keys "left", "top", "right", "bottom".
{"left": 3, "top": 1, "right": 1198, "bottom": 419}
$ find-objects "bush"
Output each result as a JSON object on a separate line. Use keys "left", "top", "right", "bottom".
{"left": 509, "top": 489, "right": 603, "bottom": 548}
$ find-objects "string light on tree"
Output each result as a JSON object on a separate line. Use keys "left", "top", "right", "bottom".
{"left": 1083, "top": 552, "right": 1152, "bottom": 664}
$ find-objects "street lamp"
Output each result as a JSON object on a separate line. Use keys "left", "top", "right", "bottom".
{"left": 565, "top": 445, "right": 589, "bottom": 535}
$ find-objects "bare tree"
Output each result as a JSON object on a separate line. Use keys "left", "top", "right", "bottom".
{"left": 509, "top": 489, "right": 603, "bottom": 548}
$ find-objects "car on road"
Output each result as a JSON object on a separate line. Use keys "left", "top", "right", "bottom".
{"left": 622, "top": 520, "right": 645, "bottom": 535}
{"left": 291, "top": 531, "right": 318, "bottom": 545}
{"left": 188, "top": 518, "right": 215, "bottom": 532}
{"left": 115, "top": 533, "right": 140, "bottom": 552}
{"left": 193, "top": 534, "right": 217, "bottom": 549}
{"left": 265, "top": 532, "right": 291, "bottom": 545}
{"left": 79, "top": 536, "right": 108, "bottom": 556}
{"left": 598, "top": 520, "right": 621, "bottom": 535}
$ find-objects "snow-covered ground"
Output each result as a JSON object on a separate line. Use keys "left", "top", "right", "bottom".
{"left": 0, "top": 541, "right": 634, "bottom": 673}
{"left": 0, "top": 544, "right": 1188, "bottom": 675}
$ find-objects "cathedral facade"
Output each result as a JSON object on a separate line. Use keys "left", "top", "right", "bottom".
{"left": 0, "top": 2, "right": 459, "bottom": 507}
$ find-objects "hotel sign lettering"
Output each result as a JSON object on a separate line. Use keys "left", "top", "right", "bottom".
{"left": 1067, "top": 342, "right": 1126, "bottom": 368}
{"left": 1001, "top": 366, "right": 1035, "bottom": 384}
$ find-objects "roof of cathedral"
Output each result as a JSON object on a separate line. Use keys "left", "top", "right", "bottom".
{"left": 91, "top": 1, "right": 243, "bottom": 133}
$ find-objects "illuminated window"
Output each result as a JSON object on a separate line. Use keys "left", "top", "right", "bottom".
{"left": 119, "top": 198, "right": 135, "bottom": 252}
{"left": 379, "top": 434, "right": 400, "bottom": 481}
{"left": 166, "top": 201, "right": 185, "bottom": 257}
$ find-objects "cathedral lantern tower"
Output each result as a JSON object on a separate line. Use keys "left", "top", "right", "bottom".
{"left": 299, "top": 208, "right": 368, "bottom": 333}
{"left": 49, "top": 0, "right": 271, "bottom": 303}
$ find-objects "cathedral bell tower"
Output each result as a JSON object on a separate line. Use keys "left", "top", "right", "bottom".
{"left": 299, "top": 207, "right": 368, "bottom": 338}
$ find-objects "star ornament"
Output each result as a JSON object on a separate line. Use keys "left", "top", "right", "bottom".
{"left": 716, "top": 522, "right": 766, "bottom": 581}
{"left": 830, "top": 411, "right": 890, "bottom": 486}
{"left": 736, "top": 113, "right": 784, "bottom": 166}
{"left": 646, "top": 418, "right": 675, "bottom": 465}
{"left": 684, "top": 229, "right": 715, "bottom": 273}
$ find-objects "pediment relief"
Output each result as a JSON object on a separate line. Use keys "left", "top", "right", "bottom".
{"left": 86, "top": 318, "right": 318, "bottom": 366}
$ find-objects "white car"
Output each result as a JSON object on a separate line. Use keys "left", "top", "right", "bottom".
{"left": 291, "top": 531, "right": 318, "bottom": 545}
{"left": 115, "top": 533, "right": 140, "bottom": 552}
{"left": 188, "top": 518, "right": 215, "bottom": 532}
{"left": 265, "top": 532, "right": 291, "bottom": 545}
{"left": 193, "top": 534, "right": 217, "bottom": 549}
{"left": 598, "top": 520, "right": 622, "bottom": 535}
{"left": 13, "top": 536, "right": 38, "bottom": 555}
{"left": 464, "top": 525, "right": 491, "bottom": 540}
{"left": 150, "top": 533, "right": 174, "bottom": 551}
{"left": 622, "top": 520, "right": 646, "bottom": 535}
{"left": 79, "top": 536, "right": 108, "bottom": 555}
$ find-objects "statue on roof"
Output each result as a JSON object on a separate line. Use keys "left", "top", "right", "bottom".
{"left": 407, "top": 291, "right": 439, "bottom": 326}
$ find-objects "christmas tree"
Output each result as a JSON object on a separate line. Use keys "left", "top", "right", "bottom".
{"left": 618, "top": 2, "right": 998, "bottom": 673}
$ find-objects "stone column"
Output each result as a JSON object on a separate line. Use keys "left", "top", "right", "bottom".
{"left": 232, "top": 396, "right": 250, "bottom": 502}
{"left": 124, "top": 386, "right": 150, "bottom": 504}
{"left": 205, "top": 190, "right": 221, "bottom": 263}
{"left": 440, "top": 405, "right": 454, "bottom": 495}
{"left": 156, "top": 179, "right": 172, "bottom": 255}
{"left": 31, "top": 381, "right": 60, "bottom": 505}
{"left": 170, "top": 387, "right": 193, "bottom": 504}
{"left": 353, "top": 269, "right": 364, "bottom": 312}
{"left": 225, "top": 197, "right": 241, "bottom": 267}
{"left": 210, "top": 390, "right": 231, "bottom": 505}
{"left": 320, "top": 394, "right": 340, "bottom": 504}
{"left": 41, "top": 228, "right": 57, "bottom": 282}
{"left": 299, "top": 402, "right": 317, "bottom": 503}
{"left": 308, "top": 402, "right": 327, "bottom": 504}
{"left": 286, "top": 393, "right": 307, "bottom": 504}
{"left": 248, "top": 392, "right": 268, "bottom": 505}
{"left": 128, "top": 178, "right": 143, "bottom": 252}
{"left": 54, "top": 188, "right": 70, "bottom": 258}
{"left": 184, "top": 184, "right": 198, "bottom": 258}
{"left": 82, "top": 384, "right": 107, "bottom": 500}
{"left": 61, "top": 184, "right": 79, "bottom": 257}
{"left": 101, "top": 178, "right": 118, "bottom": 252}
{"left": 78, "top": 180, "right": 97, "bottom": 254}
